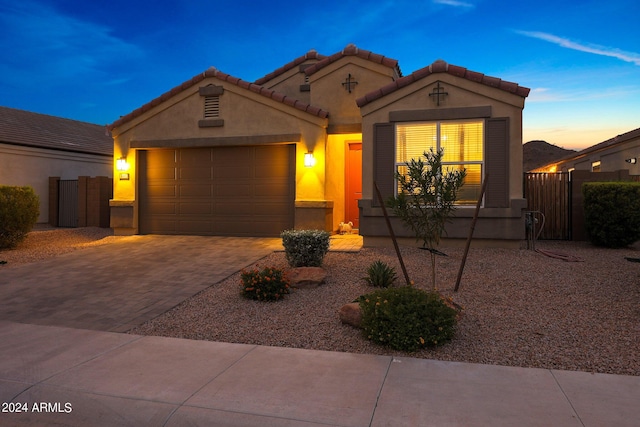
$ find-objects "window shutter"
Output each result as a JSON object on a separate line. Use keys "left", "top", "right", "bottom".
{"left": 484, "top": 117, "right": 509, "bottom": 208}
{"left": 373, "top": 123, "right": 395, "bottom": 206}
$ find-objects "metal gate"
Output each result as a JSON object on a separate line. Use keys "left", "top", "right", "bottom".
{"left": 58, "top": 180, "right": 78, "bottom": 227}
{"left": 523, "top": 173, "right": 571, "bottom": 240}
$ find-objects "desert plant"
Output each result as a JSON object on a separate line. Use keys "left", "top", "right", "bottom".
{"left": 358, "top": 286, "right": 457, "bottom": 352}
{"left": 240, "top": 266, "right": 290, "bottom": 301}
{"left": 387, "top": 148, "right": 466, "bottom": 288}
{"left": 281, "top": 229, "right": 330, "bottom": 267}
{"left": 0, "top": 186, "right": 40, "bottom": 249}
{"left": 583, "top": 182, "right": 640, "bottom": 248}
{"left": 363, "top": 260, "right": 397, "bottom": 287}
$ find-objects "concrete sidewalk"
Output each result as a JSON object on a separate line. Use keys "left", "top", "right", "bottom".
{"left": 1, "top": 321, "right": 638, "bottom": 427}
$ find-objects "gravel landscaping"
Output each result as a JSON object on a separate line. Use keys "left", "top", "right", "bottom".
{"left": 3, "top": 227, "right": 639, "bottom": 376}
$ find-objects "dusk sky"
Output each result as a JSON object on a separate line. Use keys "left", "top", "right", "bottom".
{"left": 1, "top": 0, "right": 638, "bottom": 150}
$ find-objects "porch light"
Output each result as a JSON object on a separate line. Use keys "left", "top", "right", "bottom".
{"left": 116, "top": 157, "right": 129, "bottom": 171}
{"left": 304, "top": 152, "right": 316, "bottom": 168}
{"left": 625, "top": 158, "right": 637, "bottom": 164}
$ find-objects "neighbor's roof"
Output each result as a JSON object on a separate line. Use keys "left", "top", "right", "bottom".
{"left": 356, "top": 59, "right": 531, "bottom": 107}
{"left": 0, "top": 106, "right": 112, "bottom": 156}
{"left": 304, "top": 44, "right": 402, "bottom": 77}
{"left": 254, "top": 49, "right": 326, "bottom": 85}
{"left": 109, "top": 67, "right": 329, "bottom": 129}
{"left": 540, "top": 126, "right": 640, "bottom": 168}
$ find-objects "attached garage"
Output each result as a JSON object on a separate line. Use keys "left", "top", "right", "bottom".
{"left": 138, "top": 144, "right": 295, "bottom": 236}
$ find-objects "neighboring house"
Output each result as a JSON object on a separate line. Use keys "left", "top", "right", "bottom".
{"left": 0, "top": 106, "right": 113, "bottom": 223}
{"left": 108, "top": 44, "right": 530, "bottom": 246}
{"left": 533, "top": 127, "right": 640, "bottom": 174}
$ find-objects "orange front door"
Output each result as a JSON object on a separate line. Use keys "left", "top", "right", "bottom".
{"left": 345, "top": 142, "right": 362, "bottom": 229}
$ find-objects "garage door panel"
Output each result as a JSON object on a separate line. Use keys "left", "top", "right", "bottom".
{"left": 179, "top": 184, "right": 212, "bottom": 197}
{"left": 216, "top": 183, "right": 251, "bottom": 197}
{"left": 214, "top": 165, "right": 251, "bottom": 179}
{"left": 179, "top": 203, "right": 212, "bottom": 214}
{"left": 146, "top": 202, "right": 176, "bottom": 215}
{"left": 180, "top": 167, "right": 212, "bottom": 179}
{"left": 180, "top": 148, "right": 212, "bottom": 165}
{"left": 147, "top": 167, "right": 177, "bottom": 180}
{"left": 177, "top": 220, "right": 213, "bottom": 234}
{"left": 140, "top": 145, "right": 294, "bottom": 236}
{"left": 215, "top": 202, "right": 253, "bottom": 215}
{"left": 147, "top": 185, "right": 177, "bottom": 197}
{"left": 255, "top": 182, "right": 290, "bottom": 197}
{"left": 148, "top": 149, "right": 177, "bottom": 164}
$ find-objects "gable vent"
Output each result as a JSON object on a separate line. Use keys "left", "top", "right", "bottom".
{"left": 204, "top": 95, "right": 220, "bottom": 118}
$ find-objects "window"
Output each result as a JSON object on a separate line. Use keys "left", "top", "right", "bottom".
{"left": 591, "top": 161, "right": 601, "bottom": 172}
{"left": 395, "top": 120, "right": 484, "bottom": 205}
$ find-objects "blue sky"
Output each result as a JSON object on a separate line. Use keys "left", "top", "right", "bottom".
{"left": 1, "top": 0, "right": 638, "bottom": 150}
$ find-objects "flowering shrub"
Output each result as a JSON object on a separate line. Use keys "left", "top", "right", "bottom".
{"left": 358, "top": 286, "right": 457, "bottom": 352}
{"left": 240, "top": 266, "right": 290, "bottom": 301}
{"left": 280, "top": 229, "right": 330, "bottom": 267}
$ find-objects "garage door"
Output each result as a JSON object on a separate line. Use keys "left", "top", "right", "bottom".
{"left": 139, "top": 145, "right": 295, "bottom": 236}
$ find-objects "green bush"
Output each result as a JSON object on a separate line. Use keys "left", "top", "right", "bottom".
{"left": 583, "top": 182, "right": 640, "bottom": 248}
{"left": 0, "top": 186, "right": 40, "bottom": 249}
{"left": 240, "top": 266, "right": 290, "bottom": 301}
{"left": 281, "top": 229, "right": 330, "bottom": 267}
{"left": 363, "top": 260, "right": 397, "bottom": 287}
{"left": 358, "top": 286, "right": 457, "bottom": 352}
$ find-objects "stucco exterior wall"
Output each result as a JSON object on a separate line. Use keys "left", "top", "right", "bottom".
{"left": 310, "top": 58, "right": 398, "bottom": 128}
{"left": 0, "top": 143, "right": 111, "bottom": 223}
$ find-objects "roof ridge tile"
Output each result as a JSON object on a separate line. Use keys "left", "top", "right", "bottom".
{"left": 357, "top": 59, "right": 531, "bottom": 108}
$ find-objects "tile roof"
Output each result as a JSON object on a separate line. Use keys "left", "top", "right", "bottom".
{"left": 0, "top": 106, "right": 112, "bottom": 156}
{"left": 356, "top": 59, "right": 531, "bottom": 108}
{"left": 254, "top": 49, "right": 326, "bottom": 85}
{"left": 304, "top": 44, "right": 402, "bottom": 77}
{"left": 546, "top": 126, "right": 640, "bottom": 167}
{"left": 109, "top": 67, "right": 329, "bottom": 129}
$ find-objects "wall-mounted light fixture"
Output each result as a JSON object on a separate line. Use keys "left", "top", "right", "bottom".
{"left": 625, "top": 158, "right": 637, "bottom": 164}
{"left": 304, "top": 152, "right": 316, "bottom": 168}
{"left": 116, "top": 157, "right": 129, "bottom": 171}
{"left": 116, "top": 157, "right": 130, "bottom": 180}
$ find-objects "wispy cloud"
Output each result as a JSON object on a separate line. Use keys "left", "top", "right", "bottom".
{"left": 433, "top": 0, "right": 475, "bottom": 8}
{"left": 0, "top": 1, "right": 143, "bottom": 82}
{"left": 515, "top": 30, "right": 640, "bottom": 66}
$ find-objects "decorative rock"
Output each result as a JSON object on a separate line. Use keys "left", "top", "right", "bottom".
{"left": 339, "top": 302, "right": 362, "bottom": 328}
{"left": 288, "top": 267, "right": 327, "bottom": 289}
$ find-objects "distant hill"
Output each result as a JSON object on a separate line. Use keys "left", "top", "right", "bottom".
{"left": 523, "top": 140, "right": 576, "bottom": 172}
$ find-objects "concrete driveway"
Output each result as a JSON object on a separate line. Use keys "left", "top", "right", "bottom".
{"left": 0, "top": 235, "right": 282, "bottom": 332}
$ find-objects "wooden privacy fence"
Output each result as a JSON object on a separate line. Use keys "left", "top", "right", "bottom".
{"left": 523, "top": 173, "right": 571, "bottom": 240}
{"left": 49, "top": 176, "right": 112, "bottom": 228}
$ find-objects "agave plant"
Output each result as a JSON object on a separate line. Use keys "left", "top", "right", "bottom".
{"left": 363, "top": 260, "right": 398, "bottom": 288}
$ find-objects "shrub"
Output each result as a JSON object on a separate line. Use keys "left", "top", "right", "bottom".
{"left": 363, "top": 260, "right": 397, "bottom": 287}
{"left": 358, "top": 286, "right": 457, "bottom": 352}
{"left": 280, "top": 229, "right": 330, "bottom": 267}
{"left": 0, "top": 186, "right": 40, "bottom": 249}
{"left": 240, "top": 266, "right": 290, "bottom": 301}
{"left": 583, "top": 182, "right": 640, "bottom": 248}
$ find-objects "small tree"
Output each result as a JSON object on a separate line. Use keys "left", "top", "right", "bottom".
{"left": 387, "top": 148, "right": 466, "bottom": 289}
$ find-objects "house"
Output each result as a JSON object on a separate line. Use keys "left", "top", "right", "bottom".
{"left": 533, "top": 126, "right": 640, "bottom": 174}
{"left": 0, "top": 106, "right": 113, "bottom": 224}
{"left": 108, "top": 45, "right": 530, "bottom": 246}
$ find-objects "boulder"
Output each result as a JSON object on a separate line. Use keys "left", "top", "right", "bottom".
{"left": 339, "top": 302, "right": 362, "bottom": 328}
{"left": 288, "top": 267, "right": 326, "bottom": 289}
